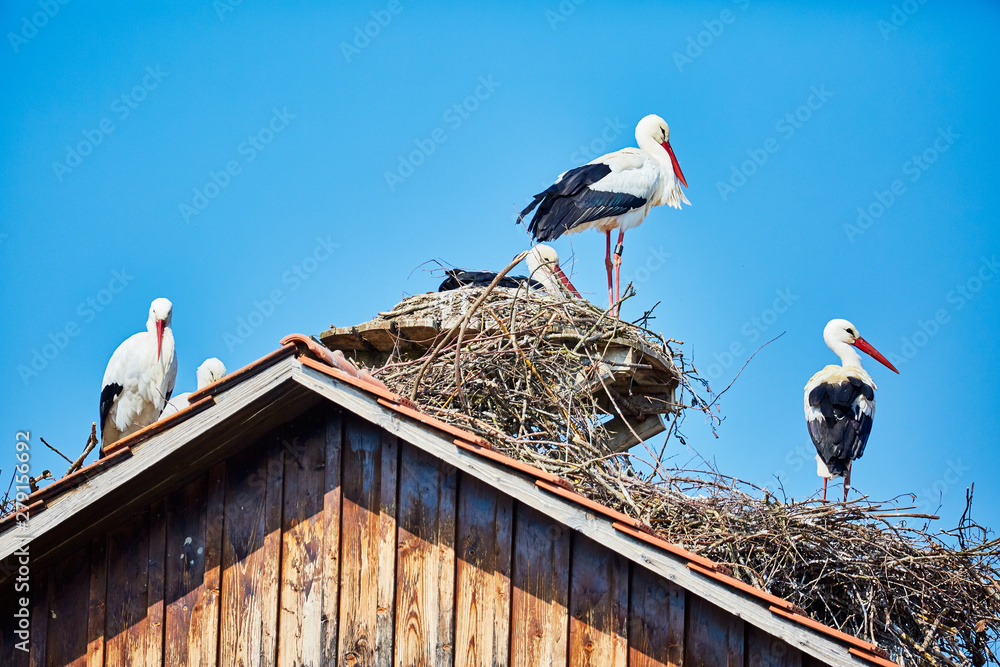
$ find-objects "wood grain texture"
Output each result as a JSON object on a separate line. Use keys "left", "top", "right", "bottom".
{"left": 568, "top": 534, "right": 628, "bottom": 667}
{"left": 338, "top": 416, "right": 398, "bottom": 667}
{"left": 685, "top": 596, "right": 744, "bottom": 667}
{"left": 628, "top": 565, "right": 684, "bottom": 667}
{"left": 29, "top": 566, "right": 48, "bottom": 667}
{"left": 394, "top": 442, "right": 457, "bottom": 667}
{"left": 86, "top": 536, "right": 107, "bottom": 667}
{"left": 219, "top": 437, "right": 284, "bottom": 667}
{"left": 43, "top": 544, "right": 90, "bottom": 666}
{"left": 747, "top": 624, "right": 804, "bottom": 667}
{"left": 104, "top": 512, "right": 150, "bottom": 667}
{"left": 164, "top": 470, "right": 223, "bottom": 667}
{"left": 454, "top": 474, "right": 513, "bottom": 667}
{"left": 510, "top": 503, "right": 570, "bottom": 667}
{"left": 278, "top": 411, "right": 328, "bottom": 667}
{"left": 146, "top": 500, "right": 166, "bottom": 667}
{"left": 320, "top": 411, "right": 343, "bottom": 665}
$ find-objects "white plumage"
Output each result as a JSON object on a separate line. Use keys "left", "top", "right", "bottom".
{"left": 161, "top": 357, "right": 227, "bottom": 418}
{"left": 521, "top": 114, "right": 689, "bottom": 314}
{"left": 525, "top": 244, "right": 579, "bottom": 297}
{"left": 100, "top": 298, "right": 177, "bottom": 451}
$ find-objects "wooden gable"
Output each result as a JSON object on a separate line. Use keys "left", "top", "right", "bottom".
{"left": 0, "top": 348, "right": 893, "bottom": 667}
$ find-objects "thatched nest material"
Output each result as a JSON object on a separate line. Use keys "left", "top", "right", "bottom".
{"left": 366, "top": 284, "right": 1000, "bottom": 667}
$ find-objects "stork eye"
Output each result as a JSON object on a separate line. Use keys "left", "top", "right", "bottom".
{"left": 847, "top": 328, "right": 855, "bottom": 336}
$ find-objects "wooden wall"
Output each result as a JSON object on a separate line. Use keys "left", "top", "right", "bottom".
{"left": 0, "top": 405, "right": 829, "bottom": 667}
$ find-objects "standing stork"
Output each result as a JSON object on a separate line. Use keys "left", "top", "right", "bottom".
{"left": 160, "top": 357, "right": 226, "bottom": 418}
{"left": 100, "top": 298, "right": 177, "bottom": 452}
{"left": 519, "top": 114, "right": 689, "bottom": 315}
{"left": 804, "top": 319, "right": 899, "bottom": 501}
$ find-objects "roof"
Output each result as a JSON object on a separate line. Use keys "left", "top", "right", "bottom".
{"left": 0, "top": 333, "right": 898, "bottom": 667}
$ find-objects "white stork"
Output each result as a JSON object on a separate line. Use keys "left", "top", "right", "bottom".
{"left": 100, "top": 298, "right": 177, "bottom": 451}
{"left": 519, "top": 114, "right": 689, "bottom": 315}
{"left": 804, "top": 319, "right": 899, "bottom": 501}
{"left": 160, "top": 357, "right": 227, "bottom": 418}
{"left": 437, "top": 244, "right": 579, "bottom": 297}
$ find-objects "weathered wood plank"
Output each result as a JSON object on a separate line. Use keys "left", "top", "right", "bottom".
{"left": 44, "top": 545, "right": 90, "bottom": 666}
{"left": 146, "top": 500, "right": 166, "bottom": 667}
{"left": 338, "top": 416, "right": 398, "bottom": 667}
{"left": 199, "top": 462, "right": 226, "bottom": 667}
{"left": 454, "top": 474, "right": 513, "bottom": 667}
{"left": 219, "top": 437, "right": 284, "bottom": 667}
{"left": 86, "top": 535, "right": 107, "bottom": 667}
{"left": 278, "top": 412, "right": 328, "bottom": 667}
{"left": 29, "top": 566, "right": 48, "bottom": 667}
{"left": 164, "top": 471, "right": 222, "bottom": 667}
{"left": 395, "top": 442, "right": 457, "bottom": 667}
{"left": 747, "top": 624, "right": 804, "bottom": 666}
{"left": 105, "top": 512, "right": 150, "bottom": 667}
{"left": 685, "top": 596, "right": 743, "bottom": 667}
{"left": 510, "top": 503, "right": 570, "bottom": 667}
{"left": 568, "top": 535, "right": 628, "bottom": 667}
{"left": 320, "top": 411, "right": 343, "bottom": 665}
{"left": 628, "top": 565, "right": 684, "bottom": 667}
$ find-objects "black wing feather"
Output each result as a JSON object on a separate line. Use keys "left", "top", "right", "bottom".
{"left": 99, "top": 382, "right": 123, "bottom": 439}
{"left": 806, "top": 379, "right": 876, "bottom": 475}
{"left": 438, "top": 270, "right": 541, "bottom": 292}
{"left": 519, "top": 163, "right": 647, "bottom": 242}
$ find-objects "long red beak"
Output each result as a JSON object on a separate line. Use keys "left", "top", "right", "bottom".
{"left": 661, "top": 140, "right": 688, "bottom": 188}
{"left": 553, "top": 264, "right": 580, "bottom": 298}
{"left": 156, "top": 319, "right": 165, "bottom": 362}
{"left": 853, "top": 336, "right": 899, "bottom": 374}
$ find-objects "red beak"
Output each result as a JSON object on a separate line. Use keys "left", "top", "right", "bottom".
{"left": 661, "top": 140, "right": 688, "bottom": 188}
{"left": 853, "top": 336, "right": 899, "bottom": 374}
{"left": 156, "top": 319, "right": 165, "bottom": 362}
{"left": 553, "top": 264, "right": 580, "bottom": 298}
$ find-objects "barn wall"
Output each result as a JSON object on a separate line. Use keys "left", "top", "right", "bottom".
{"left": 0, "top": 405, "right": 825, "bottom": 667}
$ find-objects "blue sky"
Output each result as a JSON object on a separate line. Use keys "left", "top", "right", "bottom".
{"left": 2, "top": 1, "right": 998, "bottom": 533}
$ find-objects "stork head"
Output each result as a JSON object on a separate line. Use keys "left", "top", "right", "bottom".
{"left": 526, "top": 244, "right": 580, "bottom": 297}
{"left": 636, "top": 113, "right": 687, "bottom": 189}
{"left": 196, "top": 357, "right": 227, "bottom": 389}
{"left": 823, "top": 318, "right": 899, "bottom": 374}
{"left": 147, "top": 298, "right": 173, "bottom": 362}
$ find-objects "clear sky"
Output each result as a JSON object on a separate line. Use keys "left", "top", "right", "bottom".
{"left": 2, "top": 1, "right": 998, "bottom": 533}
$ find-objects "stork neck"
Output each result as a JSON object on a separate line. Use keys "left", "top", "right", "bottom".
{"left": 832, "top": 341, "right": 864, "bottom": 369}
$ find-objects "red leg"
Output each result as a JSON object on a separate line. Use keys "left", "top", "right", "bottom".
{"left": 844, "top": 464, "right": 851, "bottom": 502}
{"left": 822, "top": 477, "right": 828, "bottom": 502}
{"left": 613, "top": 229, "right": 625, "bottom": 317}
{"left": 605, "top": 230, "right": 614, "bottom": 312}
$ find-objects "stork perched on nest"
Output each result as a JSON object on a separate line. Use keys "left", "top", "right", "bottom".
{"left": 438, "top": 244, "right": 579, "bottom": 297}
{"left": 804, "top": 319, "right": 899, "bottom": 501}
{"left": 100, "top": 298, "right": 177, "bottom": 452}
{"left": 519, "top": 114, "right": 689, "bottom": 315}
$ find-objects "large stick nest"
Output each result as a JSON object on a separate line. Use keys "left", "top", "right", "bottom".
{"left": 370, "top": 285, "right": 1000, "bottom": 666}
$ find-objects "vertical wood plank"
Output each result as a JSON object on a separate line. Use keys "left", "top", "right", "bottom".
{"left": 454, "top": 474, "right": 513, "bottom": 667}
{"left": 105, "top": 512, "right": 150, "bottom": 667}
{"left": 394, "top": 443, "right": 457, "bottom": 667}
{"left": 628, "top": 565, "right": 684, "bottom": 667}
{"left": 219, "top": 437, "right": 285, "bottom": 667}
{"left": 29, "top": 567, "right": 48, "bottom": 667}
{"left": 44, "top": 545, "right": 90, "bottom": 666}
{"left": 510, "top": 504, "right": 570, "bottom": 667}
{"left": 746, "top": 625, "right": 803, "bottom": 667}
{"left": 0, "top": 561, "right": 31, "bottom": 667}
{"left": 146, "top": 500, "right": 166, "bottom": 667}
{"left": 684, "top": 596, "right": 743, "bottom": 667}
{"left": 164, "top": 470, "right": 224, "bottom": 667}
{"left": 86, "top": 536, "right": 107, "bottom": 667}
{"left": 567, "top": 535, "right": 628, "bottom": 667}
{"left": 278, "top": 412, "right": 328, "bottom": 667}
{"left": 320, "top": 411, "right": 343, "bottom": 665}
{"left": 338, "top": 417, "right": 398, "bottom": 667}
